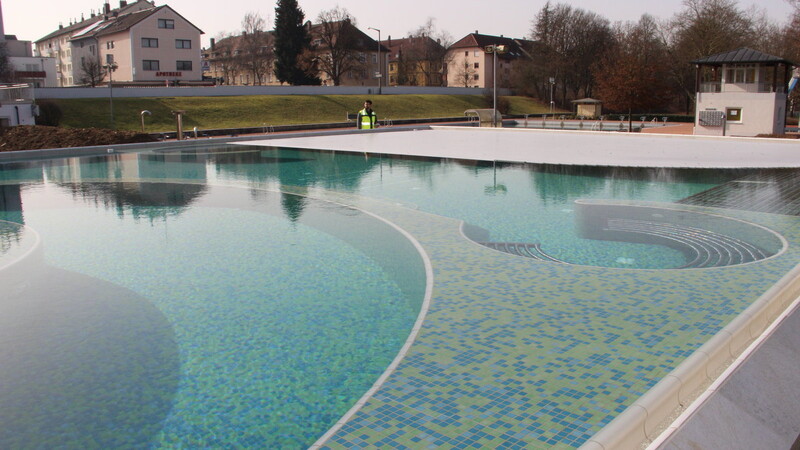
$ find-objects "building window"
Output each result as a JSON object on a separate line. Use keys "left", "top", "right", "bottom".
{"left": 143, "top": 60, "right": 160, "bottom": 71}
{"left": 473, "top": 74, "right": 479, "bottom": 80}
{"left": 106, "top": 41, "right": 115, "bottom": 49}
{"left": 474, "top": 50, "right": 480, "bottom": 57}
{"left": 464, "top": 51, "right": 468, "bottom": 57}
{"left": 726, "top": 64, "right": 755, "bottom": 84}
{"left": 176, "top": 39, "right": 192, "bottom": 49}
{"left": 106, "top": 54, "right": 114, "bottom": 64}
{"left": 158, "top": 18, "right": 175, "bottom": 29}
{"left": 726, "top": 107, "right": 743, "bottom": 123}
{"left": 142, "top": 38, "right": 159, "bottom": 48}
{"left": 176, "top": 60, "right": 192, "bottom": 70}
{"left": 474, "top": 62, "right": 479, "bottom": 69}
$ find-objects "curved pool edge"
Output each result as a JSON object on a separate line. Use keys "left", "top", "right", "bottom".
{"left": 579, "top": 260, "right": 800, "bottom": 450}
{"left": 0, "top": 220, "right": 43, "bottom": 278}
{"left": 309, "top": 201, "right": 435, "bottom": 449}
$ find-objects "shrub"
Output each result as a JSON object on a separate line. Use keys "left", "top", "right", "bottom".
{"left": 35, "top": 101, "right": 63, "bottom": 126}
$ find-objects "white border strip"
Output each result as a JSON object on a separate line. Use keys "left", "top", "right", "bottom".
{"left": 309, "top": 205, "right": 435, "bottom": 449}
{"left": 0, "top": 219, "right": 42, "bottom": 273}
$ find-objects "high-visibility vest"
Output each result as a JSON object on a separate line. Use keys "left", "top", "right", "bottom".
{"left": 357, "top": 108, "right": 377, "bottom": 129}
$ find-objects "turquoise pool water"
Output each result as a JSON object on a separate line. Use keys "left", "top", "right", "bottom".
{"left": 1, "top": 142, "right": 797, "bottom": 448}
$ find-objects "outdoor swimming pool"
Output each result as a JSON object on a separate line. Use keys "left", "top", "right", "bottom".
{"left": 1, "top": 135, "right": 799, "bottom": 448}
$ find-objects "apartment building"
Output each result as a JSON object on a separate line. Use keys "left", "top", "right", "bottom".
{"left": 34, "top": 0, "right": 203, "bottom": 86}
{"left": 203, "top": 20, "right": 385, "bottom": 87}
{"left": 0, "top": 0, "right": 56, "bottom": 87}
{"left": 446, "top": 32, "right": 531, "bottom": 89}
{"left": 383, "top": 36, "right": 446, "bottom": 87}
{"left": 203, "top": 33, "right": 278, "bottom": 86}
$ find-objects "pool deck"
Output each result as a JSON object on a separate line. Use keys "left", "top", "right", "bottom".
{"left": 250, "top": 126, "right": 800, "bottom": 169}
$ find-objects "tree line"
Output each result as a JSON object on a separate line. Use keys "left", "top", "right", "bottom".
{"left": 514, "top": 0, "right": 800, "bottom": 114}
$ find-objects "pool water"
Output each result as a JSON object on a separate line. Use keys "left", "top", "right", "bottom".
{"left": 1, "top": 143, "right": 797, "bottom": 448}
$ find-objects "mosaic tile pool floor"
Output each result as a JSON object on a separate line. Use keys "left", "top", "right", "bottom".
{"left": 3, "top": 146, "right": 800, "bottom": 448}
{"left": 284, "top": 188, "right": 800, "bottom": 449}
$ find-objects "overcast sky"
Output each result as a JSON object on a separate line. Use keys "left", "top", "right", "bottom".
{"left": 3, "top": 0, "right": 796, "bottom": 47}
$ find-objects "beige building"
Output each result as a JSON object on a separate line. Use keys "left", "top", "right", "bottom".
{"left": 35, "top": 0, "right": 203, "bottom": 86}
{"left": 383, "top": 36, "right": 446, "bottom": 87}
{"left": 446, "top": 32, "right": 531, "bottom": 89}
{"left": 203, "top": 20, "right": 385, "bottom": 87}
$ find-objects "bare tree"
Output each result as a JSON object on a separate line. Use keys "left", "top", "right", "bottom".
{"left": 0, "top": 43, "right": 13, "bottom": 83}
{"left": 526, "top": 2, "right": 612, "bottom": 107}
{"left": 455, "top": 61, "right": 476, "bottom": 87}
{"left": 239, "top": 12, "right": 274, "bottom": 85}
{"left": 406, "top": 18, "right": 452, "bottom": 86}
{"left": 79, "top": 58, "right": 105, "bottom": 87}
{"left": 594, "top": 15, "right": 673, "bottom": 128}
{"left": 661, "top": 0, "right": 757, "bottom": 111}
{"left": 314, "top": 6, "right": 365, "bottom": 86}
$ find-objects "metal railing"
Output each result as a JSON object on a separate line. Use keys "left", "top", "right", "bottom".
{"left": 0, "top": 84, "right": 35, "bottom": 102}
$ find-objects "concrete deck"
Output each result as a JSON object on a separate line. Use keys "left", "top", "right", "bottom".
{"left": 251, "top": 126, "right": 800, "bottom": 169}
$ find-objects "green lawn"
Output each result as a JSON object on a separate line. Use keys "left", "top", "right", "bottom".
{"left": 47, "top": 95, "right": 553, "bottom": 132}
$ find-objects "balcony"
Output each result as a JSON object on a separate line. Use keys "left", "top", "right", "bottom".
{"left": 14, "top": 71, "right": 47, "bottom": 79}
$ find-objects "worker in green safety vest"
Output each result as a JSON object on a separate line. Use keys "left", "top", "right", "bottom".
{"left": 356, "top": 100, "right": 378, "bottom": 129}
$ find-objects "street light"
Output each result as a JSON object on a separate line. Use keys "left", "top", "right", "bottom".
{"left": 484, "top": 44, "right": 508, "bottom": 127}
{"left": 368, "top": 27, "right": 381, "bottom": 95}
{"left": 549, "top": 77, "right": 555, "bottom": 118}
{"left": 104, "top": 62, "right": 118, "bottom": 129}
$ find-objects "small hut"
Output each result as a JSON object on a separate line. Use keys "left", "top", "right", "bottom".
{"left": 572, "top": 98, "right": 602, "bottom": 118}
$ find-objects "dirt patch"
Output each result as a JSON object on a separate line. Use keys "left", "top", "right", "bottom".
{"left": 0, "top": 126, "right": 157, "bottom": 152}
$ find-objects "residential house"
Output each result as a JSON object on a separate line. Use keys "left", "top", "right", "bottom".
{"left": 203, "top": 32, "right": 276, "bottom": 86}
{"left": 693, "top": 48, "right": 796, "bottom": 137}
{"left": 445, "top": 32, "right": 531, "bottom": 89}
{"left": 383, "top": 36, "right": 446, "bottom": 87}
{"left": 35, "top": 0, "right": 203, "bottom": 86}
{"left": 307, "top": 20, "right": 387, "bottom": 87}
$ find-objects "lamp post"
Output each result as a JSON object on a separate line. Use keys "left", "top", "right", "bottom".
{"left": 368, "top": 27, "right": 381, "bottom": 94}
{"left": 104, "top": 62, "right": 118, "bottom": 129}
{"left": 484, "top": 44, "right": 508, "bottom": 127}
{"left": 549, "top": 77, "right": 555, "bottom": 118}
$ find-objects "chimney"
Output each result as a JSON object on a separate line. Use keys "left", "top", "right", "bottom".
{"left": 104, "top": 2, "right": 111, "bottom": 14}
{"left": 91, "top": 9, "right": 96, "bottom": 18}
{"left": 120, "top": 0, "right": 127, "bottom": 7}
{"left": 210, "top": 38, "right": 216, "bottom": 49}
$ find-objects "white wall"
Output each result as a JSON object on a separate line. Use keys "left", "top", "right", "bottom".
{"left": 0, "top": 104, "right": 36, "bottom": 126}
{"left": 695, "top": 91, "right": 787, "bottom": 137}
{"left": 35, "top": 85, "right": 508, "bottom": 99}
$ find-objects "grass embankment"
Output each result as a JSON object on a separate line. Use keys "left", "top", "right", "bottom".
{"left": 49, "top": 95, "right": 551, "bottom": 132}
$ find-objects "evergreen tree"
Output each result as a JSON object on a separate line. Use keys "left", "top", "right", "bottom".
{"left": 273, "top": 0, "right": 318, "bottom": 85}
